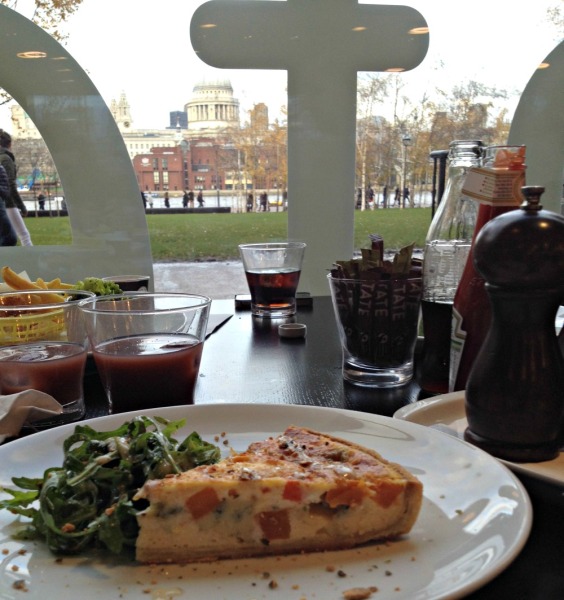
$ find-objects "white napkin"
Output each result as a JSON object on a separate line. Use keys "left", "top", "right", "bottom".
{"left": 0, "top": 390, "right": 62, "bottom": 443}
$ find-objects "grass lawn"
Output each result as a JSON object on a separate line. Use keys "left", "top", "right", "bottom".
{"left": 25, "top": 208, "right": 432, "bottom": 261}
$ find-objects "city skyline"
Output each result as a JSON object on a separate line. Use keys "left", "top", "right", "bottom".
{"left": 64, "top": 0, "right": 560, "bottom": 130}
{"left": 1, "top": 0, "right": 560, "bottom": 132}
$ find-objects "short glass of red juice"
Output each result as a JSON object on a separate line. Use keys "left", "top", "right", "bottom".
{"left": 79, "top": 293, "right": 211, "bottom": 413}
{"left": 238, "top": 242, "right": 306, "bottom": 317}
{"left": 0, "top": 288, "right": 94, "bottom": 427}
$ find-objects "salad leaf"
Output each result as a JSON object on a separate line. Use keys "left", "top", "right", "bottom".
{"left": 0, "top": 415, "right": 221, "bottom": 556}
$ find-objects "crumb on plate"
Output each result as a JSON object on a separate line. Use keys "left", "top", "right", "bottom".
{"left": 342, "top": 586, "right": 378, "bottom": 600}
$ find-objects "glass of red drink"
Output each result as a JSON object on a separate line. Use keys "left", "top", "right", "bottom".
{"left": 0, "top": 289, "right": 94, "bottom": 427}
{"left": 79, "top": 293, "right": 211, "bottom": 413}
{"left": 238, "top": 242, "right": 306, "bottom": 317}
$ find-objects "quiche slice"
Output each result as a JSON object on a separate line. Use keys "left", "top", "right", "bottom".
{"left": 135, "top": 425, "right": 423, "bottom": 564}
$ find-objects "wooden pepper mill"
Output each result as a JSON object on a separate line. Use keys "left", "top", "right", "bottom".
{"left": 464, "top": 186, "right": 564, "bottom": 462}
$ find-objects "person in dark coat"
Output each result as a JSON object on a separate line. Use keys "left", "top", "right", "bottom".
{"left": 367, "top": 186, "right": 375, "bottom": 208}
{"left": 0, "top": 165, "right": 8, "bottom": 197}
{"left": 0, "top": 129, "right": 32, "bottom": 245}
{"left": 0, "top": 164, "right": 16, "bottom": 246}
{"left": 197, "top": 190, "right": 204, "bottom": 207}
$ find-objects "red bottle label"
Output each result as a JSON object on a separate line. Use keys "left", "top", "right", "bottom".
{"left": 462, "top": 167, "right": 524, "bottom": 206}
{"left": 449, "top": 167, "right": 525, "bottom": 392}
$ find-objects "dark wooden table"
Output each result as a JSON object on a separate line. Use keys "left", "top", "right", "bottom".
{"left": 44, "top": 297, "right": 564, "bottom": 597}
{"left": 83, "top": 296, "right": 424, "bottom": 419}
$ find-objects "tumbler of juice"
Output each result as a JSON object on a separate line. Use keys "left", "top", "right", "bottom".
{"left": 79, "top": 293, "right": 210, "bottom": 413}
{"left": 0, "top": 341, "right": 87, "bottom": 425}
{"left": 0, "top": 288, "right": 93, "bottom": 428}
{"left": 238, "top": 242, "right": 306, "bottom": 318}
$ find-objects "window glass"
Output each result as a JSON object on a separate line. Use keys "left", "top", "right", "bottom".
{"left": 1, "top": 0, "right": 561, "bottom": 263}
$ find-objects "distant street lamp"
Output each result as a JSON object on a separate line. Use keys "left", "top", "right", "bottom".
{"left": 401, "top": 133, "right": 412, "bottom": 209}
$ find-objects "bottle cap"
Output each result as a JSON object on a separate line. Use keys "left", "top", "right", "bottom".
{"left": 278, "top": 323, "right": 307, "bottom": 339}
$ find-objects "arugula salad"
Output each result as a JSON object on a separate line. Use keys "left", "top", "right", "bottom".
{"left": 0, "top": 416, "right": 221, "bottom": 556}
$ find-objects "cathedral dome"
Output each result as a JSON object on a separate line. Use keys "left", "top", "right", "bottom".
{"left": 185, "top": 78, "right": 240, "bottom": 137}
{"left": 192, "top": 79, "right": 233, "bottom": 94}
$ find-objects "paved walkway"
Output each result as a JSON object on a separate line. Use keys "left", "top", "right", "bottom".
{"left": 153, "top": 261, "right": 248, "bottom": 299}
{"left": 153, "top": 250, "right": 425, "bottom": 299}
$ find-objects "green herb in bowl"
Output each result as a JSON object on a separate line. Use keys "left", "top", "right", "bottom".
{"left": 73, "top": 277, "right": 122, "bottom": 297}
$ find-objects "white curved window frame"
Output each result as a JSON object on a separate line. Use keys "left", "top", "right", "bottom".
{"left": 0, "top": 5, "right": 153, "bottom": 285}
{"left": 508, "top": 40, "right": 564, "bottom": 213}
{"left": 2, "top": 3, "right": 561, "bottom": 295}
{"left": 191, "top": 0, "right": 429, "bottom": 294}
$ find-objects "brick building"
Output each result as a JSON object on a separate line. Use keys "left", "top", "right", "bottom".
{"left": 133, "top": 137, "right": 245, "bottom": 193}
{"left": 133, "top": 145, "right": 188, "bottom": 193}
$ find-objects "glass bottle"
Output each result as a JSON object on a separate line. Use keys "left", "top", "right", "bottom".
{"left": 419, "top": 140, "right": 483, "bottom": 394}
{"left": 449, "top": 146, "right": 526, "bottom": 391}
{"left": 465, "top": 186, "right": 564, "bottom": 462}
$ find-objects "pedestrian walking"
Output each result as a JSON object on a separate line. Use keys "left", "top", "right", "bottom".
{"left": 382, "top": 185, "right": 388, "bottom": 208}
{"left": 37, "top": 192, "right": 46, "bottom": 210}
{"left": 0, "top": 163, "right": 17, "bottom": 246}
{"left": 0, "top": 129, "right": 32, "bottom": 246}
{"left": 394, "top": 187, "right": 401, "bottom": 206}
{"left": 182, "top": 190, "right": 189, "bottom": 208}
{"left": 246, "top": 192, "right": 254, "bottom": 212}
{"left": 164, "top": 191, "right": 170, "bottom": 208}
{"left": 197, "top": 190, "right": 204, "bottom": 207}
{"left": 403, "top": 186, "right": 410, "bottom": 206}
{"left": 259, "top": 191, "right": 268, "bottom": 211}
{"left": 367, "top": 186, "right": 375, "bottom": 208}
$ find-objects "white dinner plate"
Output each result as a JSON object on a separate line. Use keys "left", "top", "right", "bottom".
{"left": 0, "top": 403, "right": 531, "bottom": 600}
{"left": 394, "top": 391, "right": 564, "bottom": 487}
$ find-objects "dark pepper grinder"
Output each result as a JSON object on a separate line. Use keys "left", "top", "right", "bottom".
{"left": 464, "top": 186, "right": 564, "bottom": 462}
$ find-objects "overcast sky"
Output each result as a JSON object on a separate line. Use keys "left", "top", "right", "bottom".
{"left": 3, "top": 0, "right": 561, "bottom": 130}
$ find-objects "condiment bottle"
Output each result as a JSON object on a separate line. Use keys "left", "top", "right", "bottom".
{"left": 420, "top": 140, "right": 483, "bottom": 394}
{"left": 449, "top": 146, "right": 526, "bottom": 391}
{"left": 465, "top": 186, "right": 564, "bottom": 462}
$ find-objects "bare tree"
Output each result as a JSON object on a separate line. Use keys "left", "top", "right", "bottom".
{"left": 1, "top": 0, "right": 84, "bottom": 41}
{"left": 356, "top": 74, "right": 390, "bottom": 210}
{"left": 262, "top": 121, "right": 287, "bottom": 210}
{"left": 427, "top": 80, "right": 510, "bottom": 149}
{"left": 224, "top": 106, "right": 283, "bottom": 211}
{"left": 547, "top": 1, "right": 564, "bottom": 37}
